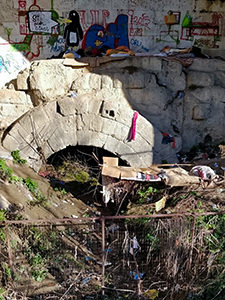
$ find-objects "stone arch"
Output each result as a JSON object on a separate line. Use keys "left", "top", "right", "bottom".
{"left": 1, "top": 94, "right": 178, "bottom": 171}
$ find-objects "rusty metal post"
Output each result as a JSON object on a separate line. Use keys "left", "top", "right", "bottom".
{"left": 5, "top": 223, "right": 14, "bottom": 280}
{"left": 101, "top": 216, "right": 105, "bottom": 296}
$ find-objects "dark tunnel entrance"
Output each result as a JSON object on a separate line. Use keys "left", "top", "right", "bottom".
{"left": 46, "top": 145, "right": 128, "bottom": 207}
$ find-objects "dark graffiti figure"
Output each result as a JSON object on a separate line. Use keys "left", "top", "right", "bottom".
{"left": 64, "top": 10, "right": 83, "bottom": 56}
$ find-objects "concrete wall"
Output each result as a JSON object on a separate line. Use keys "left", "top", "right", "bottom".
{"left": 1, "top": 0, "right": 225, "bottom": 64}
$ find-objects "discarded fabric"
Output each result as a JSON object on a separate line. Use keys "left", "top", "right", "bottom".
{"left": 81, "top": 277, "right": 91, "bottom": 285}
{"left": 108, "top": 224, "right": 119, "bottom": 233}
{"left": 190, "top": 165, "right": 218, "bottom": 181}
{"left": 128, "top": 111, "right": 139, "bottom": 141}
{"left": 155, "top": 196, "right": 167, "bottom": 212}
{"left": 161, "top": 132, "right": 176, "bottom": 148}
{"left": 129, "top": 236, "right": 140, "bottom": 255}
{"left": 129, "top": 271, "right": 144, "bottom": 280}
{"left": 85, "top": 255, "right": 94, "bottom": 261}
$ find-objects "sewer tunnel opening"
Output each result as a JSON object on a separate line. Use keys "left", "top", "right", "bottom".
{"left": 46, "top": 145, "right": 128, "bottom": 207}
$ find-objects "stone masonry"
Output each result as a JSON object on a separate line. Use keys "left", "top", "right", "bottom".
{"left": 1, "top": 56, "right": 225, "bottom": 169}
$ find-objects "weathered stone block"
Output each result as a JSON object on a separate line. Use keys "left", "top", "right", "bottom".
{"left": 100, "top": 100, "right": 119, "bottom": 120}
{"left": 192, "top": 105, "right": 209, "bottom": 120}
{"left": 113, "top": 74, "right": 123, "bottom": 89}
{"left": 101, "top": 118, "right": 117, "bottom": 135}
{"left": 0, "top": 89, "right": 32, "bottom": 105}
{"left": 157, "top": 60, "right": 186, "bottom": 92}
{"left": 57, "top": 97, "right": 78, "bottom": 116}
{"left": 101, "top": 75, "right": 113, "bottom": 89}
{"left": 187, "top": 71, "right": 214, "bottom": 88}
{"left": 186, "top": 88, "right": 212, "bottom": 103}
{"left": 16, "top": 68, "right": 29, "bottom": 90}
{"left": 0, "top": 90, "right": 32, "bottom": 129}
{"left": 77, "top": 130, "right": 107, "bottom": 147}
{"left": 189, "top": 59, "right": 225, "bottom": 72}
{"left": 214, "top": 71, "right": 225, "bottom": 88}
{"left": 29, "top": 59, "right": 76, "bottom": 103}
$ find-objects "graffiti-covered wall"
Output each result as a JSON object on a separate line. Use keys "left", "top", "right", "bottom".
{"left": 1, "top": 0, "right": 225, "bottom": 63}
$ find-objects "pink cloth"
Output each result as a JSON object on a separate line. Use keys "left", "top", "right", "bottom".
{"left": 129, "top": 111, "right": 139, "bottom": 141}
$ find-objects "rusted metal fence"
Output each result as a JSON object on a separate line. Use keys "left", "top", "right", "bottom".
{"left": 1, "top": 211, "right": 225, "bottom": 299}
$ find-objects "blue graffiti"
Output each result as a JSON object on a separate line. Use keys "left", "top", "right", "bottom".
{"left": 0, "top": 56, "right": 9, "bottom": 73}
{"left": 82, "top": 14, "right": 129, "bottom": 49}
{"left": 130, "top": 38, "right": 149, "bottom": 52}
{"left": 50, "top": 37, "right": 65, "bottom": 53}
{"left": 130, "top": 38, "right": 142, "bottom": 47}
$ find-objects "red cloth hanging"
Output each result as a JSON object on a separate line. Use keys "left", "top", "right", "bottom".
{"left": 129, "top": 111, "right": 139, "bottom": 141}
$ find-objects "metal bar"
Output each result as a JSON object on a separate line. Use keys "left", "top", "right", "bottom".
{"left": 0, "top": 211, "right": 224, "bottom": 226}
{"left": 101, "top": 216, "right": 105, "bottom": 295}
{"left": 5, "top": 224, "right": 14, "bottom": 279}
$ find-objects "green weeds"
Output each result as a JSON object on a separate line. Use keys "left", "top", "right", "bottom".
{"left": 25, "top": 177, "right": 47, "bottom": 206}
{"left": 0, "top": 159, "right": 13, "bottom": 180}
{"left": 11, "top": 150, "right": 27, "bottom": 165}
{"left": 0, "top": 210, "right": 6, "bottom": 242}
{"left": 137, "top": 186, "right": 158, "bottom": 204}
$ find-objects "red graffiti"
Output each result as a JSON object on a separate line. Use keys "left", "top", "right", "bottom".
{"left": 181, "top": 13, "right": 223, "bottom": 40}
{"left": 102, "top": 10, "right": 110, "bottom": 28}
{"left": 133, "top": 13, "right": 151, "bottom": 29}
{"left": 130, "top": 28, "right": 143, "bottom": 36}
{"left": 77, "top": 9, "right": 110, "bottom": 31}
{"left": 78, "top": 10, "right": 88, "bottom": 30}
{"left": 18, "top": 0, "right": 27, "bottom": 9}
{"left": 128, "top": 10, "right": 151, "bottom": 30}
{"left": 90, "top": 10, "right": 100, "bottom": 24}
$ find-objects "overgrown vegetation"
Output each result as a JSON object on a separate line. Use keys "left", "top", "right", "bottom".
{"left": 25, "top": 177, "right": 47, "bottom": 206}
{"left": 11, "top": 150, "right": 27, "bottom": 165}
{"left": 0, "top": 158, "right": 47, "bottom": 206}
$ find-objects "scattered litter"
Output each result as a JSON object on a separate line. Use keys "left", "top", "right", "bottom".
{"left": 129, "top": 236, "right": 140, "bottom": 255}
{"left": 212, "top": 204, "right": 218, "bottom": 210}
{"left": 155, "top": 196, "right": 167, "bottom": 212}
{"left": 190, "top": 165, "right": 218, "bottom": 181}
{"left": 70, "top": 91, "right": 77, "bottom": 98}
{"left": 144, "top": 289, "right": 159, "bottom": 300}
{"left": 38, "top": 170, "right": 51, "bottom": 177}
{"left": 108, "top": 224, "right": 119, "bottom": 233}
{"left": 53, "top": 202, "right": 58, "bottom": 207}
{"left": 104, "top": 248, "right": 112, "bottom": 253}
{"left": 97, "top": 261, "right": 112, "bottom": 266}
{"left": 85, "top": 256, "right": 94, "bottom": 262}
{"left": 71, "top": 215, "right": 78, "bottom": 218}
{"left": 161, "top": 132, "right": 176, "bottom": 148}
{"left": 81, "top": 277, "right": 91, "bottom": 285}
{"left": 177, "top": 91, "right": 184, "bottom": 99}
{"left": 129, "top": 271, "right": 144, "bottom": 280}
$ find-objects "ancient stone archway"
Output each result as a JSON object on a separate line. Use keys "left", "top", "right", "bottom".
{"left": 1, "top": 94, "right": 178, "bottom": 171}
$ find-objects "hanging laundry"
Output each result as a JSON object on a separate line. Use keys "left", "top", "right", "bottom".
{"left": 161, "top": 132, "right": 176, "bottom": 148}
{"left": 128, "top": 111, "right": 139, "bottom": 141}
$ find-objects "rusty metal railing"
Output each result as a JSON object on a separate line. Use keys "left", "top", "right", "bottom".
{"left": 0, "top": 211, "right": 225, "bottom": 299}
